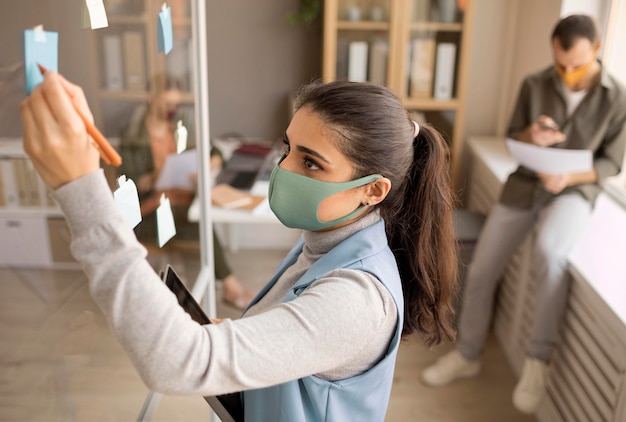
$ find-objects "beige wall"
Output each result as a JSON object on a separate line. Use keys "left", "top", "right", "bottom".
{"left": 205, "top": 0, "right": 322, "bottom": 139}
{"left": 0, "top": 0, "right": 321, "bottom": 140}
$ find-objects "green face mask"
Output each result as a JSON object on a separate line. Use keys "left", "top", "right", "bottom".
{"left": 268, "top": 157, "right": 382, "bottom": 231}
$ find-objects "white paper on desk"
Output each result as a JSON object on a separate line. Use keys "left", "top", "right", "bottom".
{"left": 505, "top": 138, "right": 592, "bottom": 174}
{"left": 154, "top": 149, "right": 197, "bottom": 190}
{"left": 251, "top": 197, "right": 272, "bottom": 216}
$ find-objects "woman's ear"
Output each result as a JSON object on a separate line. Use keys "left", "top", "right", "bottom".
{"left": 363, "top": 177, "right": 391, "bottom": 206}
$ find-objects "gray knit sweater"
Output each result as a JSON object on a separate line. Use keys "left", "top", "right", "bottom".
{"left": 53, "top": 169, "right": 397, "bottom": 395}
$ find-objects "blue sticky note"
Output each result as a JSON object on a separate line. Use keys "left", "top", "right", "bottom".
{"left": 157, "top": 5, "right": 173, "bottom": 55}
{"left": 24, "top": 28, "right": 58, "bottom": 94}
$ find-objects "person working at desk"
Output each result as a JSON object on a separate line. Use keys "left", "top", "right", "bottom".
{"left": 118, "top": 75, "right": 253, "bottom": 310}
{"left": 422, "top": 14, "right": 626, "bottom": 414}
{"left": 21, "top": 76, "right": 458, "bottom": 420}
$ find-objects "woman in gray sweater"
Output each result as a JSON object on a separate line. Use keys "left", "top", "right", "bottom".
{"left": 21, "top": 73, "right": 458, "bottom": 420}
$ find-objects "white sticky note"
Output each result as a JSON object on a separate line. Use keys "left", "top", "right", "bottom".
{"left": 113, "top": 175, "right": 142, "bottom": 228}
{"left": 156, "top": 194, "right": 176, "bottom": 247}
{"left": 175, "top": 120, "right": 188, "bottom": 154}
{"left": 85, "top": 0, "right": 109, "bottom": 29}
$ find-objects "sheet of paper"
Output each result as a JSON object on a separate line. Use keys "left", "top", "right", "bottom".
{"left": 154, "top": 149, "right": 197, "bottom": 190}
{"left": 505, "top": 138, "right": 592, "bottom": 174}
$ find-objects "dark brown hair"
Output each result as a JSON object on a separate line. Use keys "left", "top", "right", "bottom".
{"left": 294, "top": 80, "right": 458, "bottom": 346}
{"left": 552, "top": 14, "right": 599, "bottom": 50}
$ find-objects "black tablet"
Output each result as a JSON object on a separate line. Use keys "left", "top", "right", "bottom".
{"left": 162, "top": 265, "right": 244, "bottom": 422}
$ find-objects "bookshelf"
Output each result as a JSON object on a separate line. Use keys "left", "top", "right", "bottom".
{"left": 322, "top": 0, "right": 474, "bottom": 185}
{"left": 89, "top": 0, "right": 194, "bottom": 138}
{"left": 0, "top": 139, "right": 79, "bottom": 268}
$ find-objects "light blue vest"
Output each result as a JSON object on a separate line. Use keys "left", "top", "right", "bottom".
{"left": 242, "top": 219, "right": 404, "bottom": 421}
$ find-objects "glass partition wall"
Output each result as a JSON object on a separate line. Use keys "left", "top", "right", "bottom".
{"left": 0, "top": 0, "right": 215, "bottom": 419}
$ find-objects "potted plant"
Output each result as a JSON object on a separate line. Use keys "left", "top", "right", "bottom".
{"left": 286, "top": 0, "right": 322, "bottom": 25}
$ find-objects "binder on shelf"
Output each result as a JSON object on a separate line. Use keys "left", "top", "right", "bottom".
{"left": 102, "top": 34, "right": 124, "bottom": 90}
{"left": 369, "top": 38, "right": 388, "bottom": 86}
{"left": 409, "top": 36, "right": 436, "bottom": 97}
{"left": 122, "top": 31, "right": 146, "bottom": 91}
{"left": 433, "top": 42, "right": 456, "bottom": 100}
{"left": 348, "top": 41, "right": 368, "bottom": 82}
{"left": 336, "top": 38, "right": 349, "bottom": 80}
{"left": 0, "top": 158, "right": 18, "bottom": 207}
{"left": 412, "top": 0, "right": 431, "bottom": 22}
{"left": 13, "top": 158, "right": 39, "bottom": 206}
{"left": 404, "top": 43, "right": 412, "bottom": 97}
{"left": 12, "top": 158, "right": 28, "bottom": 206}
{"left": 24, "top": 160, "right": 41, "bottom": 206}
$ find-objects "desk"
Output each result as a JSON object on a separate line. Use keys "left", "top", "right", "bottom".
{"left": 187, "top": 186, "right": 300, "bottom": 252}
{"left": 188, "top": 196, "right": 280, "bottom": 224}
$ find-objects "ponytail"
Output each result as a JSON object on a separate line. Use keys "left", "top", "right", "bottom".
{"left": 385, "top": 124, "right": 458, "bottom": 346}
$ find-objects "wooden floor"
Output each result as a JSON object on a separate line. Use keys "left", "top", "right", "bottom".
{"left": 0, "top": 246, "right": 535, "bottom": 421}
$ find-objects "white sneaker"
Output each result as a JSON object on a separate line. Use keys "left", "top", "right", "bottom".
{"left": 421, "top": 350, "right": 481, "bottom": 387}
{"left": 512, "top": 358, "right": 548, "bottom": 414}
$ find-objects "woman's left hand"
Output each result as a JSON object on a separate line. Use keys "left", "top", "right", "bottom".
{"left": 20, "top": 71, "right": 100, "bottom": 189}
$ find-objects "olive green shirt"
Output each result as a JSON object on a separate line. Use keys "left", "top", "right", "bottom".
{"left": 501, "top": 64, "right": 626, "bottom": 208}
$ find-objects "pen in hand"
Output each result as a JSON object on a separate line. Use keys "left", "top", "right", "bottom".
{"left": 37, "top": 64, "right": 122, "bottom": 167}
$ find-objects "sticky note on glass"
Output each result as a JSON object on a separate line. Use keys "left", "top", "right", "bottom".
{"left": 157, "top": 4, "right": 173, "bottom": 55}
{"left": 113, "top": 175, "right": 142, "bottom": 229}
{"left": 84, "top": 0, "right": 109, "bottom": 29}
{"left": 24, "top": 26, "right": 58, "bottom": 95}
{"left": 175, "top": 120, "right": 188, "bottom": 153}
{"left": 156, "top": 194, "right": 176, "bottom": 247}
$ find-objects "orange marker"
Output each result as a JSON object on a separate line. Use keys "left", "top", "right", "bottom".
{"left": 37, "top": 64, "right": 122, "bottom": 167}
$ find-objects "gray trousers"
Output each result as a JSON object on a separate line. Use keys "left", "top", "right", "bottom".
{"left": 457, "top": 193, "right": 591, "bottom": 362}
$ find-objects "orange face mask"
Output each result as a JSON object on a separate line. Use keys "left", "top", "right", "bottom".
{"left": 555, "top": 58, "right": 594, "bottom": 88}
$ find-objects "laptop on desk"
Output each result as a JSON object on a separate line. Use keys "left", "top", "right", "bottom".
{"left": 215, "top": 139, "right": 282, "bottom": 192}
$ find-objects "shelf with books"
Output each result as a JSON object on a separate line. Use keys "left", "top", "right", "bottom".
{"left": 323, "top": 0, "right": 398, "bottom": 84}
{"left": 409, "top": 22, "right": 463, "bottom": 31}
{"left": 323, "top": 0, "right": 473, "bottom": 185}
{"left": 0, "top": 138, "right": 78, "bottom": 268}
{"left": 336, "top": 21, "right": 391, "bottom": 30}
{"left": 403, "top": 98, "right": 459, "bottom": 109}
{"left": 90, "top": 0, "right": 194, "bottom": 137}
